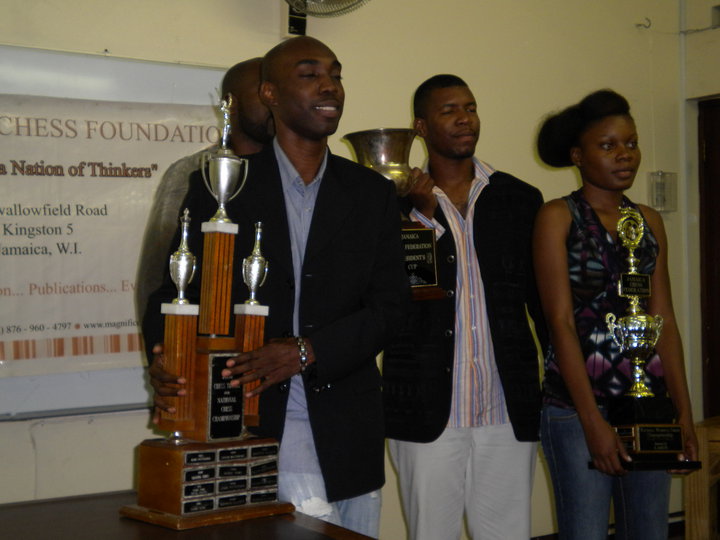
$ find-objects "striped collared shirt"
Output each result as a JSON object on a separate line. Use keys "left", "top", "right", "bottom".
{"left": 411, "top": 158, "right": 509, "bottom": 428}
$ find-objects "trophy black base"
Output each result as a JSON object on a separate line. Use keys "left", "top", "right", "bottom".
{"left": 618, "top": 457, "right": 701, "bottom": 471}
{"left": 588, "top": 455, "right": 702, "bottom": 471}
{"left": 608, "top": 395, "right": 682, "bottom": 457}
{"left": 588, "top": 395, "right": 701, "bottom": 471}
{"left": 608, "top": 395, "right": 677, "bottom": 425}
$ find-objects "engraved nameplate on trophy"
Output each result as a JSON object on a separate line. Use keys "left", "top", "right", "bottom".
{"left": 208, "top": 353, "right": 244, "bottom": 440}
{"left": 602, "top": 207, "right": 699, "bottom": 470}
{"left": 619, "top": 273, "right": 651, "bottom": 298}
{"left": 401, "top": 224, "right": 438, "bottom": 288}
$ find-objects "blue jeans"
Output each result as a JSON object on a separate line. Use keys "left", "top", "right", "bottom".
{"left": 540, "top": 405, "right": 671, "bottom": 540}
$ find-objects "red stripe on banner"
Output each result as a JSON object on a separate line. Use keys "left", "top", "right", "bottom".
{"left": 53, "top": 337, "right": 65, "bottom": 358}
{"left": 0, "top": 333, "right": 142, "bottom": 361}
{"left": 13, "top": 340, "right": 29, "bottom": 360}
{"left": 127, "top": 333, "right": 141, "bottom": 351}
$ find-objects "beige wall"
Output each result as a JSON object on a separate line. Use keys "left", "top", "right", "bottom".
{"left": 685, "top": 0, "right": 720, "bottom": 99}
{"left": 1, "top": 0, "right": 717, "bottom": 537}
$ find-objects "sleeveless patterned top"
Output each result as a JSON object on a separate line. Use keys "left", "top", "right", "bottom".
{"left": 542, "top": 190, "right": 667, "bottom": 408}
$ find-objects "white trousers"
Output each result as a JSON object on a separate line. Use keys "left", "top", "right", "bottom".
{"left": 388, "top": 424, "right": 536, "bottom": 540}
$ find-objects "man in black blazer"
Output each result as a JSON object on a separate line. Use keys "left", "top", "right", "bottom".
{"left": 143, "top": 37, "right": 409, "bottom": 538}
{"left": 382, "top": 75, "right": 547, "bottom": 540}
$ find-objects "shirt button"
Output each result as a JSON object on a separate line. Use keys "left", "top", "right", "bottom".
{"left": 444, "top": 329, "right": 454, "bottom": 337}
{"left": 446, "top": 290, "right": 455, "bottom": 298}
{"left": 447, "top": 255, "right": 455, "bottom": 263}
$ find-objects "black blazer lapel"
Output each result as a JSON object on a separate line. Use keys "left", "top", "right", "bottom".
{"left": 303, "top": 155, "right": 355, "bottom": 264}
{"left": 237, "top": 148, "right": 294, "bottom": 280}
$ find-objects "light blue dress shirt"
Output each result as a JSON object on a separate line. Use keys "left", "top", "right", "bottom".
{"left": 273, "top": 138, "right": 327, "bottom": 476}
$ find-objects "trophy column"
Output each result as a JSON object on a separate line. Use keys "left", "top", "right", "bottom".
{"left": 234, "top": 221, "right": 270, "bottom": 427}
{"left": 199, "top": 222, "right": 236, "bottom": 336}
{"left": 158, "top": 305, "right": 198, "bottom": 433}
{"left": 156, "top": 209, "right": 200, "bottom": 434}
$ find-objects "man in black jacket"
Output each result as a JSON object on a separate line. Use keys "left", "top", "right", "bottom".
{"left": 144, "top": 37, "right": 409, "bottom": 538}
{"left": 383, "top": 74, "right": 547, "bottom": 540}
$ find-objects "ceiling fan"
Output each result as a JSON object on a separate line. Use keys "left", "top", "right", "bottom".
{"left": 284, "top": 0, "right": 371, "bottom": 18}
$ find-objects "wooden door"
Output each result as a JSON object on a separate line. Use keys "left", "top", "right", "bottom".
{"left": 699, "top": 99, "right": 720, "bottom": 418}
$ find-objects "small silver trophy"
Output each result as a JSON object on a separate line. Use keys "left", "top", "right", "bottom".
{"left": 242, "top": 222, "right": 269, "bottom": 305}
{"left": 169, "top": 208, "right": 196, "bottom": 305}
{"left": 200, "top": 94, "right": 249, "bottom": 223}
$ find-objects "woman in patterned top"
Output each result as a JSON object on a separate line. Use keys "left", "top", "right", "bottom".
{"left": 533, "top": 89, "right": 698, "bottom": 540}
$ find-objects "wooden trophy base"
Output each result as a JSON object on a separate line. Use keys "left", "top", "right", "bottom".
{"left": 120, "top": 500, "right": 295, "bottom": 530}
{"left": 411, "top": 285, "right": 447, "bottom": 301}
{"left": 122, "top": 437, "right": 294, "bottom": 530}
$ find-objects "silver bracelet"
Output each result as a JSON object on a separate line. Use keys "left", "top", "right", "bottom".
{"left": 296, "top": 336, "right": 308, "bottom": 373}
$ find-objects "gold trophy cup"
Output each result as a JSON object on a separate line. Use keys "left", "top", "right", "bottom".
{"left": 604, "top": 207, "right": 698, "bottom": 470}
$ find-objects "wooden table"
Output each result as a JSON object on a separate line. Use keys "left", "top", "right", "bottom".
{"left": 0, "top": 490, "right": 372, "bottom": 540}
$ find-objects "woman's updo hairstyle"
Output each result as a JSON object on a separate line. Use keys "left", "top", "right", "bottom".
{"left": 537, "top": 89, "right": 632, "bottom": 167}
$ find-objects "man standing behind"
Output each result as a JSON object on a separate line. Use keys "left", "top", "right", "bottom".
{"left": 383, "top": 74, "right": 547, "bottom": 540}
{"left": 143, "top": 37, "right": 409, "bottom": 538}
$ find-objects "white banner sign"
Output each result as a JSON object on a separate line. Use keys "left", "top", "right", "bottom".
{"left": 0, "top": 94, "right": 218, "bottom": 376}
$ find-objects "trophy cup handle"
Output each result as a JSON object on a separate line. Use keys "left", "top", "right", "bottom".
{"left": 653, "top": 315, "right": 664, "bottom": 345}
{"left": 200, "top": 151, "right": 212, "bottom": 196}
{"left": 605, "top": 313, "right": 624, "bottom": 348}
{"left": 227, "top": 158, "right": 250, "bottom": 203}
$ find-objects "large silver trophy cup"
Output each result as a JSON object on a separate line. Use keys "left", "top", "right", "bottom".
{"left": 200, "top": 95, "right": 249, "bottom": 223}
{"left": 343, "top": 128, "right": 443, "bottom": 299}
{"left": 344, "top": 128, "right": 417, "bottom": 195}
